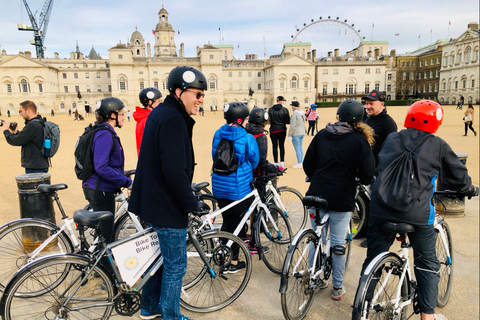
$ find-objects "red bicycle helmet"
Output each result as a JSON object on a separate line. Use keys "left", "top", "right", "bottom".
{"left": 404, "top": 100, "right": 443, "bottom": 133}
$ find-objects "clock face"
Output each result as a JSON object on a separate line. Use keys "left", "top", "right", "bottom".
{"left": 161, "top": 35, "right": 168, "bottom": 42}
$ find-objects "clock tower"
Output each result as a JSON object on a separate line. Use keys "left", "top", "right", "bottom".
{"left": 153, "top": 5, "right": 177, "bottom": 57}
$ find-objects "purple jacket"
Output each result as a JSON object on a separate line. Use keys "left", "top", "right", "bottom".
{"left": 82, "top": 123, "right": 131, "bottom": 192}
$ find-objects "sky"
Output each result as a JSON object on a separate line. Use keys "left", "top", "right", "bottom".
{"left": 0, "top": 0, "right": 478, "bottom": 60}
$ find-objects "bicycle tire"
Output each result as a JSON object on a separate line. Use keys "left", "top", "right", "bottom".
{"left": 344, "top": 218, "right": 352, "bottom": 271}
{"left": 436, "top": 220, "right": 453, "bottom": 308}
{"left": 255, "top": 205, "right": 293, "bottom": 274}
{"left": 352, "top": 192, "right": 369, "bottom": 239}
{"left": 352, "top": 253, "right": 409, "bottom": 320}
{"left": 280, "top": 229, "right": 318, "bottom": 320}
{"left": 196, "top": 193, "right": 220, "bottom": 226}
{"left": 0, "top": 219, "right": 73, "bottom": 293}
{"left": 180, "top": 231, "right": 252, "bottom": 313}
{"left": 275, "top": 187, "right": 308, "bottom": 236}
{"left": 113, "top": 212, "right": 148, "bottom": 241}
{"left": 1, "top": 254, "right": 116, "bottom": 320}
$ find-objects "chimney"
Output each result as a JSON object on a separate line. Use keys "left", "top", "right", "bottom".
{"left": 70, "top": 52, "right": 75, "bottom": 59}
{"left": 354, "top": 48, "right": 358, "bottom": 56}
{"left": 334, "top": 48, "right": 339, "bottom": 57}
{"left": 390, "top": 49, "right": 396, "bottom": 57}
{"left": 367, "top": 50, "right": 372, "bottom": 58}
{"left": 180, "top": 43, "right": 184, "bottom": 58}
{"left": 468, "top": 22, "right": 479, "bottom": 30}
{"left": 312, "top": 49, "right": 316, "bottom": 61}
{"left": 374, "top": 48, "right": 380, "bottom": 59}
{"left": 307, "top": 52, "right": 311, "bottom": 60}
{"left": 328, "top": 51, "right": 332, "bottom": 57}
{"left": 24, "top": 51, "right": 32, "bottom": 59}
{"left": 54, "top": 52, "right": 59, "bottom": 59}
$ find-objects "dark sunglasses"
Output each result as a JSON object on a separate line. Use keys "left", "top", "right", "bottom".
{"left": 185, "top": 89, "right": 205, "bottom": 99}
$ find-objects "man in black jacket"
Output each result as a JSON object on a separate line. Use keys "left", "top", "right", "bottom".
{"left": 2, "top": 100, "right": 48, "bottom": 173}
{"left": 129, "top": 66, "right": 207, "bottom": 320}
{"left": 268, "top": 96, "right": 290, "bottom": 167}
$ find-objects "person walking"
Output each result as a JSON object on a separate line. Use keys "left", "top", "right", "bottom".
{"left": 2, "top": 100, "right": 49, "bottom": 173}
{"left": 129, "top": 66, "right": 209, "bottom": 320}
{"left": 457, "top": 95, "right": 464, "bottom": 110}
{"left": 126, "top": 110, "right": 131, "bottom": 122}
{"left": 288, "top": 101, "right": 306, "bottom": 168}
{"left": 7, "top": 110, "right": 11, "bottom": 117}
{"left": 304, "top": 99, "right": 375, "bottom": 300}
{"left": 133, "top": 87, "right": 162, "bottom": 156}
{"left": 211, "top": 102, "right": 259, "bottom": 264}
{"left": 268, "top": 96, "right": 290, "bottom": 167}
{"left": 463, "top": 103, "right": 476, "bottom": 136}
{"left": 360, "top": 100, "right": 476, "bottom": 320}
{"left": 306, "top": 104, "right": 318, "bottom": 135}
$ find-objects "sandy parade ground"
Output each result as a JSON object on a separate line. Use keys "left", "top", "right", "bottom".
{"left": 0, "top": 103, "right": 478, "bottom": 319}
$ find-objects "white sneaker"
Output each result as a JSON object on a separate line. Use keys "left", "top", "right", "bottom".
{"left": 280, "top": 162, "right": 285, "bottom": 167}
{"left": 292, "top": 163, "right": 302, "bottom": 168}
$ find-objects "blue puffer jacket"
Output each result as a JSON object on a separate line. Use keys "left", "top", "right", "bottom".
{"left": 211, "top": 124, "right": 260, "bottom": 201}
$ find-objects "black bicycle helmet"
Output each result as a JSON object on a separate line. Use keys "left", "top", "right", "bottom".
{"left": 248, "top": 107, "right": 268, "bottom": 126}
{"left": 139, "top": 87, "right": 162, "bottom": 107}
{"left": 167, "top": 66, "right": 207, "bottom": 94}
{"left": 224, "top": 102, "right": 249, "bottom": 125}
{"left": 96, "top": 97, "right": 125, "bottom": 127}
{"left": 337, "top": 99, "right": 364, "bottom": 123}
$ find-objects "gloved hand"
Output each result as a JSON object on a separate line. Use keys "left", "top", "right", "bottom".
{"left": 193, "top": 201, "right": 211, "bottom": 216}
{"left": 459, "top": 185, "right": 479, "bottom": 200}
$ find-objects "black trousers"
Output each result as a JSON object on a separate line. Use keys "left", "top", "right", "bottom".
{"left": 218, "top": 198, "right": 249, "bottom": 260}
{"left": 270, "top": 131, "right": 286, "bottom": 163}
{"left": 361, "top": 215, "right": 440, "bottom": 315}
{"left": 464, "top": 122, "right": 475, "bottom": 134}
{"left": 307, "top": 120, "right": 316, "bottom": 135}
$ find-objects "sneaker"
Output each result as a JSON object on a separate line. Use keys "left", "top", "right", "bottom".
{"left": 248, "top": 244, "right": 269, "bottom": 255}
{"left": 140, "top": 307, "right": 162, "bottom": 319}
{"left": 292, "top": 163, "right": 303, "bottom": 169}
{"left": 280, "top": 162, "right": 285, "bottom": 167}
{"left": 331, "top": 287, "right": 346, "bottom": 300}
{"left": 222, "top": 261, "right": 246, "bottom": 274}
{"left": 242, "top": 234, "right": 252, "bottom": 243}
{"left": 360, "top": 240, "right": 368, "bottom": 248}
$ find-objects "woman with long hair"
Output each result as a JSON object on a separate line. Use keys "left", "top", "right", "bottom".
{"left": 463, "top": 103, "right": 476, "bottom": 136}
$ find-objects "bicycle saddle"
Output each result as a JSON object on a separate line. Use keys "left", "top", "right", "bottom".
{"left": 36, "top": 183, "right": 68, "bottom": 194}
{"left": 73, "top": 209, "right": 114, "bottom": 229}
{"left": 191, "top": 181, "right": 210, "bottom": 193}
{"left": 302, "top": 196, "right": 328, "bottom": 209}
{"left": 382, "top": 222, "right": 416, "bottom": 234}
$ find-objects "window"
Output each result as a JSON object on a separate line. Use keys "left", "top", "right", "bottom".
{"left": 428, "top": 84, "right": 432, "bottom": 92}
{"left": 238, "top": 72, "right": 242, "bottom": 77}
{"left": 424, "top": 72, "right": 427, "bottom": 79}
{"left": 402, "top": 61, "right": 405, "bottom": 67}
{"left": 435, "top": 83, "right": 438, "bottom": 92}
{"left": 139, "top": 71, "right": 143, "bottom": 75}
{"left": 407, "top": 62, "right": 410, "bottom": 67}
{"left": 280, "top": 81, "right": 284, "bottom": 89}
{"left": 38, "top": 83, "right": 43, "bottom": 93}
{"left": 96, "top": 72, "right": 101, "bottom": 78}
{"left": 209, "top": 55, "right": 214, "bottom": 59}
{"left": 74, "top": 73, "right": 78, "bottom": 79}
{"left": 119, "top": 77, "right": 126, "bottom": 90}
{"left": 412, "top": 62, "right": 415, "bottom": 67}
{"left": 86, "top": 85, "right": 91, "bottom": 92}
{"left": 323, "top": 69, "right": 328, "bottom": 74}
{"left": 153, "top": 71, "right": 157, "bottom": 75}
{"left": 349, "top": 69, "right": 354, "bottom": 74}
{"left": 238, "top": 84, "right": 242, "bottom": 90}
{"left": 450, "top": 55, "right": 455, "bottom": 65}
{"left": 209, "top": 76, "right": 216, "bottom": 90}
{"left": 64, "top": 86, "right": 68, "bottom": 93}
{"left": 365, "top": 84, "right": 370, "bottom": 94}
{"left": 472, "top": 79, "right": 475, "bottom": 88}
{"left": 322, "top": 84, "right": 327, "bottom": 95}
{"left": 425, "top": 60, "right": 428, "bottom": 66}
{"left": 229, "top": 72, "right": 232, "bottom": 77}
{"left": 458, "top": 53, "right": 462, "bottom": 63}
{"left": 347, "top": 84, "right": 355, "bottom": 94}
{"left": 97, "top": 85, "right": 102, "bottom": 92}
{"left": 6, "top": 83, "right": 12, "bottom": 93}
{"left": 419, "top": 61, "right": 422, "bottom": 67}
{"left": 387, "top": 73, "right": 392, "bottom": 80}
{"left": 376, "top": 68, "right": 381, "bottom": 73}
{"left": 333, "top": 69, "right": 338, "bottom": 74}
{"left": 162, "top": 81, "right": 167, "bottom": 90}
{"left": 108, "top": 85, "right": 111, "bottom": 92}
{"left": 258, "top": 84, "right": 261, "bottom": 90}
{"left": 431, "top": 58, "right": 434, "bottom": 65}
{"left": 85, "top": 72, "right": 89, "bottom": 78}
{"left": 455, "top": 81, "right": 458, "bottom": 89}
{"left": 304, "top": 80, "right": 308, "bottom": 88}
{"left": 410, "top": 72, "right": 414, "bottom": 80}
{"left": 444, "top": 56, "right": 448, "bottom": 66}
{"left": 375, "top": 83, "right": 380, "bottom": 91}
{"left": 333, "top": 84, "right": 338, "bottom": 95}
{"left": 248, "top": 72, "right": 252, "bottom": 77}
{"left": 258, "top": 72, "right": 261, "bottom": 77}
{"left": 437, "top": 57, "right": 441, "bottom": 64}
{"left": 228, "top": 84, "right": 232, "bottom": 91}
{"left": 403, "top": 72, "right": 407, "bottom": 80}
{"left": 365, "top": 68, "right": 370, "bottom": 74}
{"left": 462, "top": 80, "right": 466, "bottom": 89}
{"left": 153, "top": 81, "right": 158, "bottom": 89}
{"left": 387, "top": 84, "right": 391, "bottom": 91}
{"left": 291, "top": 76, "right": 297, "bottom": 89}
{"left": 466, "top": 47, "right": 471, "bottom": 62}
{"left": 139, "top": 81, "right": 144, "bottom": 90}
{"left": 118, "top": 54, "right": 123, "bottom": 59}
{"left": 60, "top": 103, "right": 65, "bottom": 110}
{"left": 75, "top": 85, "right": 79, "bottom": 92}
{"left": 430, "top": 71, "right": 433, "bottom": 79}
{"left": 62, "top": 73, "right": 67, "bottom": 79}
{"left": 436, "top": 70, "right": 440, "bottom": 77}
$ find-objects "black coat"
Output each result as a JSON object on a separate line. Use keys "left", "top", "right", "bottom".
{"left": 365, "top": 109, "right": 397, "bottom": 167}
{"left": 303, "top": 126, "right": 375, "bottom": 212}
{"left": 129, "top": 95, "right": 199, "bottom": 229}
{"left": 371, "top": 128, "right": 471, "bottom": 226}
{"left": 268, "top": 104, "right": 290, "bottom": 132}
{"left": 4, "top": 115, "right": 48, "bottom": 169}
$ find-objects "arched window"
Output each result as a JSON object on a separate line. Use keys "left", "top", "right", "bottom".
{"left": 20, "top": 79, "right": 29, "bottom": 92}
{"left": 465, "top": 47, "right": 471, "bottom": 62}
{"left": 59, "top": 103, "right": 65, "bottom": 110}
{"left": 209, "top": 76, "right": 216, "bottom": 90}
{"left": 72, "top": 102, "right": 77, "bottom": 108}
{"left": 119, "top": 76, "right": 126, "bottom": 90}
{"left": 291, "top": 76, "right": 297, "bottom": 89}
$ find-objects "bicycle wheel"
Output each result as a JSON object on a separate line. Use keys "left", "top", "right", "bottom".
{"left": 197, "top": 193, "right": 220, "bottom": 226}
{"left": 436, "top": 220, "right": 453, "bottom": 308}
{"left": 352, "top": 192, "right": 369, "bottom": 239}
{"left": 276, "top": 188, "right": 307, "bottom": 237}
{"left": 352, "top": 254, "right": 409, "bottom": 320}
{"left": 281, "top": 230, "right": 318, "bottom": 320}
{"left": 181, "top": 231, "right": 252, "bottom": 312}
{"left": 2, "top": 254, "right": 115, "bottom": 320}
{"left": 256, "top": 205, "right": 293, "bottom": 274}
{"left": 344, "top": 218, "right": 352, "bottom": 271}
{"left": 0, "top": 219, "right": 73, "bottom": 292}
{"left": 113, "top": 212, "right": 148, "bottom": 241}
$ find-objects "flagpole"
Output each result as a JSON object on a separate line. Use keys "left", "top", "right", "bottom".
{"left": 371, "top": 23, "right": 374, "bottom": 41}
{"left": 219, "top": 27, "right": 221, "bottom": 44}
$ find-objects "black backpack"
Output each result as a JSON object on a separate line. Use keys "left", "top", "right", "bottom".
{"left": 74, "top": 124, "right": 116, "bottom": 180}
{"left": 372, "top": 133, "right": 431, "bottom": 212}
{"left": 212, "top": 139, "right": 238, "bottom": 175}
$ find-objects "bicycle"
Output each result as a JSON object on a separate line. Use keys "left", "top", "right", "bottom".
{"left": 351, "top": 189, "right": 477, "bottom": 320}
{"left": 0, "top": 208, "right": 252, "bottom": 319}
{"left": 351, "top": 182, "right": 370, "bottom": 239}
{"left": 196, "top": 175, "right": 293, "bottom": 275}
{"left": 280, "top": 195, "right": 352, "bottom": 320}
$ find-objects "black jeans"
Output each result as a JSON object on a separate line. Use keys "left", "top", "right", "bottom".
{"left": 361, "top": 215, "right": 440, "bottom": 314}
{"left": 82, "top": 185, "right": 115, "bottom": 243}
{"left": 270, "top": 131, "right": 286, "bottom": 163}
{"left": 464, "top": 122, "right": 475, "bottom": 134}
{"left": 307, "top": 120, "right": 316, "bottom": 135}
{"left": 218, "top": 198, "right": 249, "bottom": 260}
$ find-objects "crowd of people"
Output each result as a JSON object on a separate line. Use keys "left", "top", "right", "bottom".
{"left": 2, "top": 65, "right": 478, "bottom": 320}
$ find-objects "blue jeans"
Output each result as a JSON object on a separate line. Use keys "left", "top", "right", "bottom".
{"left": 25, "top": 168, "right": 48, "bottom": 174}
{"left": 141, "top": 225, "right": 187, "bottom": 320}
{"left": 309, "top": 209, "right": 351, "bottom": 289}
{"left": 291, "top": 135, "right": 304, "bottom": 164}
